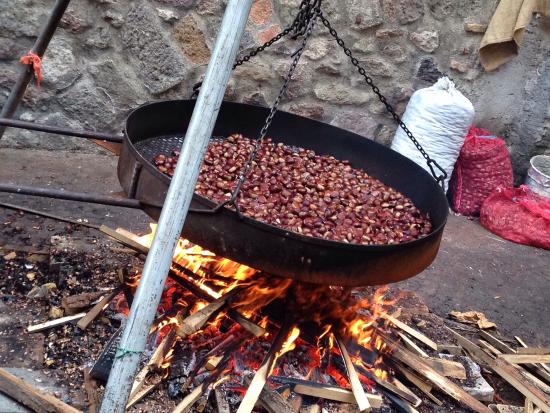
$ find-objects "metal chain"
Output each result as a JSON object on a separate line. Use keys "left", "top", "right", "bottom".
{"left": 192, "top": 1, "right": 321, "bottom": 216}
{"left": 318, "top": 14, "right": 447, "bottom": 188}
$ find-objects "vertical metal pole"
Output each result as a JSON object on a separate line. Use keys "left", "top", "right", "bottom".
{"left": 98, "top": 1, "right": 253, "bottom": 412}
{"left": 0, "top": 0, "right": 71, "bottom": 139}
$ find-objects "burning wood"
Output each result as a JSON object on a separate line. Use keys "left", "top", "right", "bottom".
{"left": 236, "top": 322, "right": 298, "bottom": 413}
{"left": 335, "top": 333, "right": 373, "bottom": 412}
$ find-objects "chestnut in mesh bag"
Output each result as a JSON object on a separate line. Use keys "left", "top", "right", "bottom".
{"left": 450, "top": 126, "right": 513, "bottom": 216}
{"left": 480, "top": 185, "right": 550, "bottom": 250}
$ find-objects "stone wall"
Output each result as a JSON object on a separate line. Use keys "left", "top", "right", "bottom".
{"left": 1, "top": 0, "right": 549, "bottom": 180}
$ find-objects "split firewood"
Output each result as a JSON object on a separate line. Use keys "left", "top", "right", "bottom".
{"left": 516, "top": 336, "right": 550, "bottom": 375}
{"left": 477, "top": 340, "right": 550, "bottom": 394}
{"left": 76, "top": 286, "right": 122, "bottom": 330}
{"left": 176, "top": 289, "right": 238, "bottom": 337}
{"left": 517, "top": 348, "right": 550, "bottom": 356}
{"left": 393, "top": 362, "right": 443, "bottom": 406}
{"left": 130, "top": 328, "right": 177, "bottom": 399}
{"left": 293, "top": 382, "right": 383, "bottom": 408}
{"left": 397, "top": 331, "right": 429, "bottom": 357}
{"left": 126, "top": 382, "right": 158, "bottom": 409}
{"left": 27, "top": 313, "right": 87, "bottom": 333}
{"left": 384, "top": 391, "right": 420, "bottom": 413}
{"left": 62, "top": 291, "right": 106, "bottom": 314}
{"left": 172, "top": 357, "right": 229, "bottom": 413}
{"left": 236, "top": 323, "right": 294, "bottom": 413}
{"left": 0, "top": 368, "right": 81, "bottom": 413}
{"left": 499, "top": 355, "right": 550, "bottom": 364}
{"left": 448, "top": 328, "right": 550, "bottom": 413}
{"left": 335, "top": 333, "right": 372, "bottom": 412}
{"left": 381, "top": 313, "right": 438, "bottom": 351}
{"left": 420, "top": 356, "right": 467, "bottom": 380}
{"left": 382, "top": 334, "right": 493, "bottom": 413}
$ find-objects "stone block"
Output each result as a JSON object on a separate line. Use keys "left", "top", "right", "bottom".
{"left": 174, "top": 14, "right": 211, "bottom": 64}
{"left": 57, "top": 78, "right": 118, "bottom": 131}
{"left": 157, "top": 8, "right": 179, "bottom": 23}
{"left": 41, "top": 38, "right": 81, "bottom": 91}
{"left": 197, "top": 0, "right": 223, "bottom": 15}
{"left": 427, "top": 0, "right": 455, "bottom": 20}
{"left": 85, "top": 26, "right": 112, "bottom": 49}
{"left": 288, "top": 104, "right": 325, "bottom": 120}
{"left": 361, "top": 58, "right": 396, "bottom": 78}
{"left": 154, "top": 0, "right": 196, "bottom": 7}
{"left": 331, "top": 110, "right": 379, "bottom": 138}
{"left": 121, "top": 1, "right": 187, "bottom": 94}
{"left": 410, "top": 30, "right": 440, "bottom": 52}
{"left": 257, "top": 24, "right": 282, "bottom": 44}
{"left": 397, "top": 0, "right": 425, "bottom": 24}
{"left": 304, "top": 38, "right": 331, "bottom": 61}
{"left": 381, "top": 44, "right": 408, "bottom": 63}
{"left": 314, "top": 82, "right": 370, "bottom": 105}
{"left": 250, "top": 0, "right": 273, "bottom": 25}
{"left": 450, "top": 58, "right": 470, "bottom": 73}
{"left": 375, "top": 28, "right": 406, "bottom": 39}
{"left": 346, "top": 0, "right": 383, "bottom": 30}
{"left": 375, "top": 124, "right": 395, "bottom": 146}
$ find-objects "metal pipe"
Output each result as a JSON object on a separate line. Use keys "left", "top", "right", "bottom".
{"left": 98, "top": 1, "right": 253, "bottom": 411}
{"left": 0, "top": 0, "right": 71, "bottom": 139}
{"left": 0, "top": 118, "right": 123, "bottom": 143}
{"left": 0, "top": 183, "right": 141, "bottom": 208}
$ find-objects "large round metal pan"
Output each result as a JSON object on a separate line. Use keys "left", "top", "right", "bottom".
{"left": 117, "top": 100, "right": 448, "bottom": 286}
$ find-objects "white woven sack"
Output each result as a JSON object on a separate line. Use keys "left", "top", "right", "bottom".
{"left": 390, "top": 77, "right": 475, "bottom": 191}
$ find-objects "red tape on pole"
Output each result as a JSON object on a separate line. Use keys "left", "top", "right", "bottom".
{"left": 19, "top": 51, "right": 43, "bottom": 86}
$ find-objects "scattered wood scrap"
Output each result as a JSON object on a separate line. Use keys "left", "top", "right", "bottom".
{"left": 76, "top": 286, "right": 122, "bottom": 330}
{"left": 27, "top": 313, "right": 87, "bottom": 333}
{"left": 0, "top": 368, "right": 81, "bottom": 413}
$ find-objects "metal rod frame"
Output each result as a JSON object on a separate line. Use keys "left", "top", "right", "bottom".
{"left": 0, "top": 0, "right": 71, "bottom": 139}
{"left": 0, "top": 183, "right": 141, "bottom": 208}
{"left": 99, "top": 1, "right": 253, "bottom": 411}
{"left": 0, "top": 118, "right": 123, "bottom": 143}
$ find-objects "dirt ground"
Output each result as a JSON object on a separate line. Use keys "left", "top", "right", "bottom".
{"left": 0, "top": 146, "right": 548, "bottom": 346}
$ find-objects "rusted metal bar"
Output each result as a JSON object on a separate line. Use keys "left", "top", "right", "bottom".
{"left": 0, "top": 0, "right": 71, "bottom": 139}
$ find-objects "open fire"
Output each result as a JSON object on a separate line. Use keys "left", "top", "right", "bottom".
{"left": 114, "top": 225, "right": 409, "bottom": 412}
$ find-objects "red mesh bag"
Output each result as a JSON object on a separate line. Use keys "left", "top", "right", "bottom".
{"left": 450, "top": 127, "right": 513, "bottom": 216}
{"left": 480, "top": 186, "right": 550, "bottom": 250}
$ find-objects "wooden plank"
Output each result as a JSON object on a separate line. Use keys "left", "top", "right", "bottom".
{"left": 517, "top": 348, "right": 550, "bottom": 356}
{"left": 421, "top": 357, "right": 467, "bottom": 380}
{"left": 27, "top": 313, "right": 86, "bottom": 333}
{"left": 397, "top": 332, "right": 429, "bottom": 358}
{"left": 516, "top": 336, "right": 550, "bottom": 375}
{"left": 394, "top": 363, "right": 443, "bottom": 406}
{"left": 236, "top": 324, "right": 293, "bottom": 413}
{"left": 293, "top": 383, "right": 382, "bottom": 408}
{"left": 480, "top": 331, "right": 516, "bottom": 354}
{"left": 438, "top": 344, "right": 463, "bottom": 356}
{"left": 526, "top": 399, "right": 536, "bottom": 413}
{"left": 335, "top": 334, "right": 372, "bottom": 412}
{"left": 0, "top": 368, "right": 81, "bottom": 413}
{"left": 76, "top": 287, "right": 121, "bottom": 330}
{"left": 177, "top": 290, "right": 236, "bottom": 337}
{"left": 499, "top": 355, "right": 550, "bottom": 364}
{"left": 388, "top": 336, "right": 493, "bottom": 413}
{"left": 491, "top": 357, "right": 550, "bottom": 413}
{"left": 448, "top": 329, "right": 550, "bottom": 412}
{"left": 382, "top": 313, "right": 438, "bottom": 351}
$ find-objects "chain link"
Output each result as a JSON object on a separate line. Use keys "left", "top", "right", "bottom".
{"left": 318, "top": 14, "right": 447, "bottom": 187}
